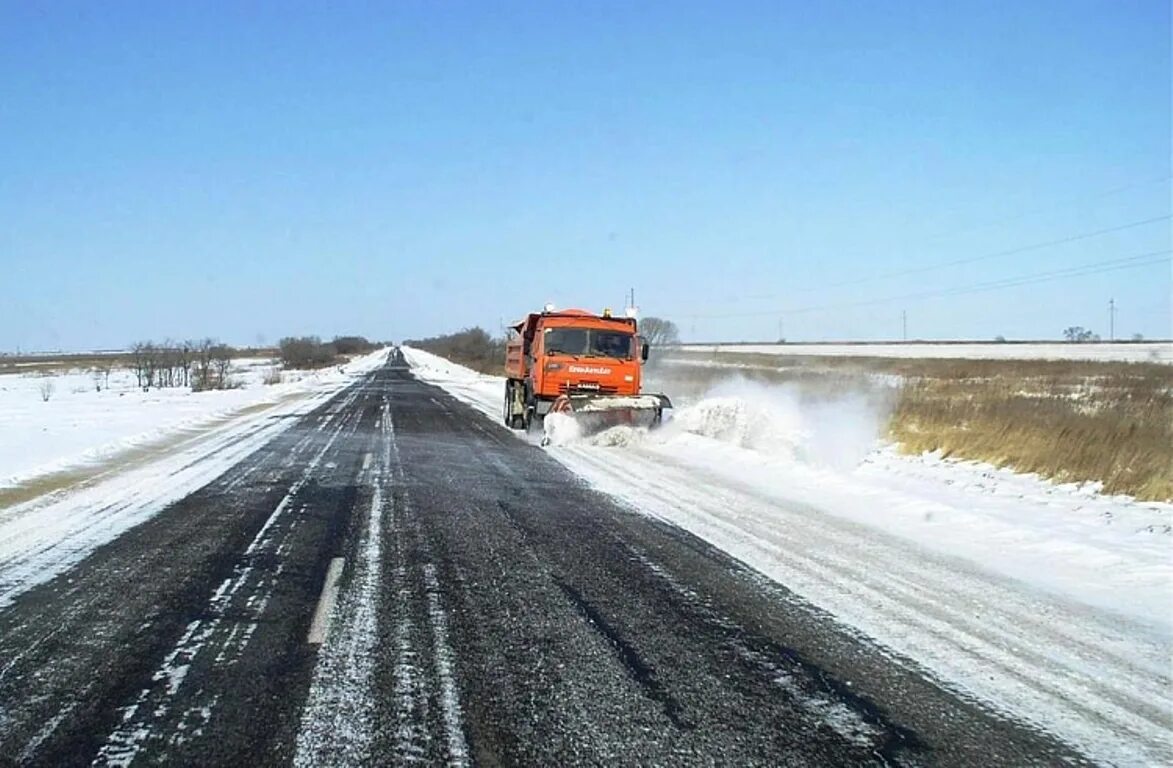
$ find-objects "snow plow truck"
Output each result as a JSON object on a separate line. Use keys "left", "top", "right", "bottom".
{"left": 503, "top": 305, "right": 672, "bottom": 436}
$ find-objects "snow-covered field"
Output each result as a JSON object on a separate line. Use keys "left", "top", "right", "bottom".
{"left": 682, "top": 341, "right": 1173, "bottom": 363}
{"left": 0, "top": 353, "right": 383, "bottom": 489}
{"left": 402, "top": 346, "right": 1173, "bottom": 766}
{"left": 0, "top": 349, "right": 389, "bottom": 608}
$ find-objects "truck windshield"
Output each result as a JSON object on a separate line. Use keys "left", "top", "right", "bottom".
{"left": 544, "top": 328, "right": 633, "bottom": 359}
{"left": 588, "top": 331, "right": 633, "bottom": 359}
{"left": 544, "top": 328, "right": 588, "bottom": 356}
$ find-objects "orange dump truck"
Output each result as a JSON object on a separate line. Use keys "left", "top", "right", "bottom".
{"left": 503, "top": 305, "right": 671, "bottom": 434}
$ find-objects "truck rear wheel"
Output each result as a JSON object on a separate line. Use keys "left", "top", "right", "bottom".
{"left": 504, "top": 381, "right": 526, "bottom": 430}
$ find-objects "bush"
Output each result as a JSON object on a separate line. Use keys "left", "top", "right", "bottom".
{"left": 38, "top": 375, "right": 55, "bottom": 402}
{"left": 279, "top": 336, "right": 339, "bottom": 369}
{"left": 332, "top": 335, "right": 377, "bottom": 355}
{"left": 404, "top": 327, "right": 505, "bottom": 374}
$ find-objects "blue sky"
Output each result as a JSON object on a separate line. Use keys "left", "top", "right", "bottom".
{"left": 1, "top": 1, "right": 1169, "bottom": 350}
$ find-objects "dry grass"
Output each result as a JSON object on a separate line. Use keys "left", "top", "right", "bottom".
{"left": 664, "top": 350, "right": 1173, "bottom": 501}
{"left": 890, "top": 366, "right": 1172, "bottom": 501}
{"left": 0, "top": 352, "right": 132, "bottom": 374}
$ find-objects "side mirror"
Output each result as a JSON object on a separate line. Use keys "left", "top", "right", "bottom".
{"left": 640, "top": 336, "right": 650, "bottom": 362}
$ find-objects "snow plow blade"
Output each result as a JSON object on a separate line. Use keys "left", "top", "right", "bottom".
{"left": 548, "top": 393, "right": 672, "bottom": 434}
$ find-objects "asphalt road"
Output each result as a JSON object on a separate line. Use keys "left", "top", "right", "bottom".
{"left": 0, "top": 351, "right": 1091, "bottom": 767}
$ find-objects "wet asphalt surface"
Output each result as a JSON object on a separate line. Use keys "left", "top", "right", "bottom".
{"left": 0, "top": 351, "right": 1091, "bottom": 766}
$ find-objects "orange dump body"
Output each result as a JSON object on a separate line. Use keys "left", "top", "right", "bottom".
{"left": 505, "top": 309, "right": 643, "bottom": 401}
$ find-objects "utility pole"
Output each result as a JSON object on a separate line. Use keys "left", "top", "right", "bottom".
{"left": 902, "top": 310, "right": 908, "bottom": 342}
{"left": 1109, "top": 298, "right": 1116, "bottom": 341}
{"left": 777, "top": 317, "right": 784, "bottom": 343}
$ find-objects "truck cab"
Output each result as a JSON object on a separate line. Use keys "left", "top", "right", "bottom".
{"left": 504, "top": 308, "right": 656, "bottom": 429}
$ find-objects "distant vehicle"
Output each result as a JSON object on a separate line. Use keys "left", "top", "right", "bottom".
{"left": 503, "top": 305, "right": 672, "bottom": 436}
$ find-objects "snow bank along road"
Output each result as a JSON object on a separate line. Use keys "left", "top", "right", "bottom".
{"left": 0, "top": 352, "right": 1145, "bottom": 766}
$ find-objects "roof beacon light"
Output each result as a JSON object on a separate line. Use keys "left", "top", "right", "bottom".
{"left": 543, "top": 302, "right": 556, "bottom": 313}
{"left": 602, "top": 307, "right": 613, "bottom": 318}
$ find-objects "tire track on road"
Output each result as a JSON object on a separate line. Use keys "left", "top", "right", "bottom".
{"left": 92, "top": 389, "right": 364, "bottom": 766}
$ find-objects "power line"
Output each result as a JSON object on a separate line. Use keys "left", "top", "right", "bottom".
{"left": 820, "top": 214, "right": 1171, "bottom": 290}
{"left": 887, "top": 251, "right": 1169, "bottom": 305}
{"left": 687, "top": 250, "right": 1171, "bottom": 320}
{"left": 915, "top": 173, "right": 1172, "bottom": 244}
{"left": 682, "top": 212, "right": 1170, "bottom": 318}
{"left": 721, "top": 173, "right": 1172, "bottom": 306}
{"left": 726, "top": 213, "right": 1169, "bottom": 305}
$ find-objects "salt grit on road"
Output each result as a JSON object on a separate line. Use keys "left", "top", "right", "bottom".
{"left": 0, "top": 349, "right": 389, "bottom": 609}
{"left": 402, "top": 346, "right": 1173, "bottom": 767}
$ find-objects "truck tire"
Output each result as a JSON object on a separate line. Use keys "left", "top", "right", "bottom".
{"left": 504, "top": 381, "right": 526, "bottom": 430}
{"left": 522, "top": 384, "right": 538, "bottom": 432}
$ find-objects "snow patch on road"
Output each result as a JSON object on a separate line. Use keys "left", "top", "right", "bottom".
{"left": 295, "top": 436, "right": 385, "bottom": 765}
{"left": 423, "top": 562, "right": 471, "bottom": 767}
{"left": 96, "top": 401, "right": 362, "bottom": 765}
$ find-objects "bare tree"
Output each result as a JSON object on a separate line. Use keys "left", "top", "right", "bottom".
{"left": 131, "top": 342, "right": 150, "bottom": 388}
{"left": 639, "top": 317, "right": 680, "bottom": 348}
{"left": 129, "top": 337, "right": 243, "bottom": 392}
{"left": 144, "top": 342, "right": 159, "bottom": 389}
{"left": 159, "top": 340, "right": 174, "bottom": 388}
{"left": 191, "top": 338, "right": 211, "bottom": 390}
{"left": 210, "top": 344, "right": 234, "bottom": 388}
{"left": 1063, "top": 326, "right": 1099, "bottom": 342}
{"left": 179, "top": 341, "right": 193, "bottom": 387}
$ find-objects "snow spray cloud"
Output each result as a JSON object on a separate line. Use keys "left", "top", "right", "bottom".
{"left": 544, "top": 362, "right": 896, "bottom": 468}
{"left": 552, "top": 366, "right": 894, "bottom": 471}
{"left": 663, "top": 376, "right": 891, "bottom": 471}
